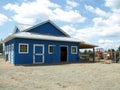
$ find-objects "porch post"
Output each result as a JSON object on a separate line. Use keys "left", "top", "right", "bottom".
{"left": 93, "top": 47, "right": 95, "bottom": 62}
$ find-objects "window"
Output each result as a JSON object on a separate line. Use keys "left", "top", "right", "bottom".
{"left": 19, "top": 43, "right": 29, "bottom": 54}
{"left": 71, "top": 46, "right": 77, "bottom": 54}
{"left": 48, "top": 45, "right": 54, "bottom": 54}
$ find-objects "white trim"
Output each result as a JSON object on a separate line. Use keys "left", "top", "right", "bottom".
{"left": 11, "top": 44, "right": 14, "bottom": 64}
{"left": 33, "top": 44, "right": 44, "bottom": 64}
{"left": 19, "top": 43, "right": 29, "bottom": 54}
{"left": 60, "top": 45, "right": 68, "bottom": 62}
{"left": 8, "top": 45, "right": 10, "bottom": 62}
{"left": 48, "top": 45, "right": 55, "bottom": 54}
{"left": 71, "top": 46, "right": 78, "bottom": 54}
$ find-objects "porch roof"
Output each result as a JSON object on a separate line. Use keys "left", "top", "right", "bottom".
{"left": 79, "top": 42, "right": 97, "bottom": 49}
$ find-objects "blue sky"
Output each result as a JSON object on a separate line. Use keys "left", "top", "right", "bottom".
{"left": 0, "top": 0, "right": 120, "bottom": 50}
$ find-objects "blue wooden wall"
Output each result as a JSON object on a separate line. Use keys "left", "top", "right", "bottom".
{"left": 5, "top": 38, "right": 80, "bottom": 64}
{"left": 28, "top": 22, "right": 68, "bottom": 37}
{"left": 4, "top": 39, "right": 15, "bottom": 64}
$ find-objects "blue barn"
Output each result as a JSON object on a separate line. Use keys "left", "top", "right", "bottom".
{"left": 3, "top": 20, "right": 95, "bottom": 64}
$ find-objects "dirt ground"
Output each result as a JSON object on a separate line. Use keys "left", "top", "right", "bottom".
{"left": 0, "top": 58, "right": 120, "bottom": 90}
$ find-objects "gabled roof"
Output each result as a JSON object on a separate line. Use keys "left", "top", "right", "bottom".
{"left": 14, "top": 20, "right": 70, "bottom": 37}
{"left": 3, "top": 32, "right": 82, "bottom": 43}
{"left": 13, "top": 24, "right": 33, "bottom": 33}
{"left": 22, "top": 20, "right": 70, "bottom": 37}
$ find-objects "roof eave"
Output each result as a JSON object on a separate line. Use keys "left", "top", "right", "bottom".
{"left": 14, "top": 36, "right": 80, "bottom": 43}
{"left": 2, "top": 35, "right": 14, "bottom": 43}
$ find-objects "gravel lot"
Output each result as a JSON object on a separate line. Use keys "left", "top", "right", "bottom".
{"left": 0, "top": 58, "right": 120, "bottom": 90}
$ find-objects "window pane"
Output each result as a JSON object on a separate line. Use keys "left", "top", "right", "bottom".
{"left": 49, "top": 45, "right": 54, "bottom": 54}
{"left": 72, "top": 46, "right": 77, "bottom": 54}
{"left": 20, "top": 44, "right": 28, "bottom": 53}
{"left": 72, "top": 47, "right": 76, "bottom": 52}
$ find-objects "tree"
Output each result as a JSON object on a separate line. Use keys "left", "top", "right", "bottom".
{"left": 108, "top": 49, "right": 115, "bottom": 52}
{"left": 88, "top": 50, "right": 93, "bottom": 58}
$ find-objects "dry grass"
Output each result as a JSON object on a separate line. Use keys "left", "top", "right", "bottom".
{"left": 0, "top": 58, "right": 120, "bottom": 90}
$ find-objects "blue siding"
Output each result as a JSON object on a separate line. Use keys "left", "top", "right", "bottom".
{"left": 4, "top": 39, "right": 15, "bottom": 64}
{"left": 12, "top": 38, "right": 80, "bottom": 64}
{"left": 28, "top": 22, "right": 68, "bottom": 37}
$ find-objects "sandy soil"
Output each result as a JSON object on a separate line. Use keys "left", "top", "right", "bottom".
{"left": 0, "top": 58, "right": 120, "bottom": 90}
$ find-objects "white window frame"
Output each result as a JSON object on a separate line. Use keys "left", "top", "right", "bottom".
{"left": 48, "top": 45, "right": 54, "bottom": 54}
{"left": 19, "top": 43, "right": 29, "bottom": 54}
{"left": 71, "top": 46, "right": 77, "bottom": 54}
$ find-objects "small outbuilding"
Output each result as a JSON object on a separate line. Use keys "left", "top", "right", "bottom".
{"left": 3, "top": 20, "right": 96, "bottom": 64}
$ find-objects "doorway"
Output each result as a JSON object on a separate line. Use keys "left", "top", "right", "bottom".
{"left": 33, "top": 44, "right": 44, "bottom": 64}
{"left": 60, "top": 46, "right": 68, "bottom": 62}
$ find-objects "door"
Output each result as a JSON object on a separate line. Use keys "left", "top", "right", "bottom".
{"left": 60, "top": 46, "right": 68, "bottom": 62}
{"left": 33, "top": 44, "right": 44, "bottom": 64}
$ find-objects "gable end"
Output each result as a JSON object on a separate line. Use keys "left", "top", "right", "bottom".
{"left": 24, "top": 20, "right": 70, "bottom": 37}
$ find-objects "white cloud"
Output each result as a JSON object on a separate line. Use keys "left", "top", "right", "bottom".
{"left": 98, "top": 39, "right": 114, "bottom": 44}
{"left": 3, "top": 0, "right": 59, "bottom": 24}
{"left": 52, "top": 8, "right": 85, "bottom": 23}
{"left": 3, "top": 3, "right": 19, "bottom": 11}
{"left": 105, "top": 0, "right": 120, "bottom": 13}
{"left": 61, "top": 21, "right": 120, "bottom": 44}
{"left": 61, "top": 25, "right": 98, "bottom": 42}
{"left": 0, "top": 13, "right": 8, "bottom": 25}
{"left": 109, "top": 13, "right": 120, "bottom": 25}
{"left": 93, "top": 17, "right": 108, "bottom": 27}
{"left": 85, "top": 5, "right": 109, "bottom": 17}
{"left": 66, "top": 0, "right": 79, "bottom": 7}
{"left": 105, "top": 0, "right": 120, "bottom": 9}
{"left": 93, "top": 14, "right": 120, "bottom": 28}
{"left": 61, "top": 25, "right": 77, "bottom": 35}
{"left": 61, "top": 24, "right": 120, "bottom": 49}
{"left": 3, "top": 0, "right": 85, "bottom": 24}
{"left": 61, "top": 2, "right": 120, "bottom": 45}
{"left": 98, "top": 39, "right": 120, "bottom": 50}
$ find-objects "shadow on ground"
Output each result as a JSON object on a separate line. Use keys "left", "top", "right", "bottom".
{"left": 15, "top": 60, "right": 95, "bottom": 67}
